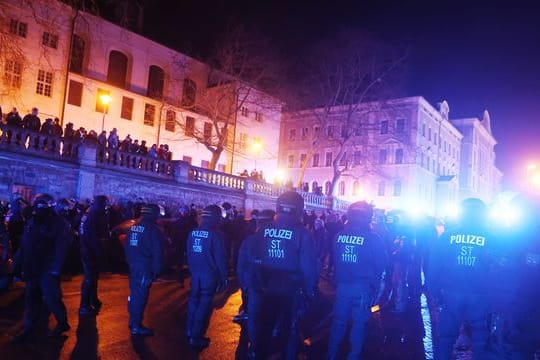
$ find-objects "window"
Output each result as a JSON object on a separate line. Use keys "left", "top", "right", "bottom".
{"left": 218, "top": 164, "right": 226, "bottom": 172}
{"left": 69, "top": 35, "right": 85, "bottom": 74}
{"left": 121, "top": 96, "right": 134, "bottom": 120}
{"left": 254, "top": 112, "right": 263, "bottom": 122}
{"left": 95, "top": 89, "right": 110, "bottom": 112}
{"left": 165, "top": 110, "right": 176, "bottom": 132}
{"left": 325, "top": 152, "right": 333, "bottom": 167}
{"left": 300, "top": 153, "right": 307, "bottom": 166}
{"left": 428, "top": 127, "right": 432, "bottom": 141}
{"left": 4, "top": 60, "right": 22, "bottom": 88}
{"left": 241, "top": 107, "right": 249, "bottom": 116}
{"left": 378, "top": 149, "right": 387, "bottom": 164}
{"left": 287, "top": 155, "right": 294, "bottom": 168}
{"left": 378, "top": 181, "right": 386, "bottom": 196}
{"left": 288, "top": 129, "right": 296, "bottom": 141}
{"left": 312, "top": 153, "right": 319, "bottom": 167}
{"left": 185, "top": 116, "right": 195, "bottom": 137}
{"left": 36, "top": 70, "right": 53, "bottom": 97}
{"left": 203, "top": 122, "right": 212, "bottom": 142}
{"left": 107, "top": 50, "right": 128, "bottom": 88}
{"left": 182, "top": 156, "right": 192, "bottom": 164}
{"left": 326, "top": 125, "right": 334, "bottom": 137}
{"left": 395, "top": 148, "right": 404, "bottom": 164}
{"left": 422, "top": 123, "right": 426, "bottom": 137}
{"left": 396, "top": 118, "right": 405, "bottom": 132}
{"left": 67, "top": 80, "right": 83, "bottom": 106}
{"left": 434, "top": 132, "right": 438, "bottom": 145}
{"left": 339, "top": 181, "right": 345, "bottom": 196}
{"left": 380, "top": 120, "right": 388, "bottom": 134}
{"left": 339, "top": 152, "right": 347, "bottom": 166}
{"left": 239, "top": 132, "right": 248, "bottom": 151}
{"left": 353, "top": 151, "right": 362, "bottom": 165}
{"left": 354, "top": 126, "right": 361, "bottom": 136}
{"left": 393, "top": 180, "right": 402, "bottom": 196}
{"left": 182, "top": 78, "right": 197, "bottom": 106}
{"left": 340, "top": 126, "right": 348, "bottom": 138}
{"left": 314, "top": 126, "right": 320, "bottom": 134}
{"left": 147, "top": 65, "right": 164, "bottom": 99}
{"left": 301, "top": 127, "right": 309, "bottom": 138}
{"left": 325, "top": 181, "right": 331, "bottom": 195}
{"left": 312, "top": 181, "right": 318, "bottom": 193}
{"left": 9, "top": 19, "right": 27, "bottom": 37}
{"left": 201, "top": 160, "right": 209, "bottom": 169}
{"left": 353, "top": 181, "right": 360, "bottom": 196}
{"left": 144, "top": 103, "right": 155, "bottom": 126}
{"left": 42, "top": 32, "right": 58, "bottom": 49}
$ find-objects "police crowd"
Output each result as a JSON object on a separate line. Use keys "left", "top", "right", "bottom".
{"left": 0, "top": 190, "right": 539, "bottom": 359}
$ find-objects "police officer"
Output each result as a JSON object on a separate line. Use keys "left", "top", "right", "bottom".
{"left": 186, "top": 205, "right": 228, "bottom": 348}
{"left": 11, "top": 194, "right": 71, "bottom": 342}
{"left": 247, "top": 191, "right": 318, "bottom": 360}
{"left": 327, "top": 201, "right": 386, "bottom": 359}
{"left": 79, "top": 195, "right": 109, "bottom": 315}
{"left": 124, "top": 204, "right": 164, "bottom": 336}
{"left": 427, "top": 198, "right": 497, "bottom": 359}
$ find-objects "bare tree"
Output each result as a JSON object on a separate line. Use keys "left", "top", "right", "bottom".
{"left": 172, "top": 24, "right": 283, "bottom": 170}
{"left": 290, "top": 30, "right": 408, "bottom": 195}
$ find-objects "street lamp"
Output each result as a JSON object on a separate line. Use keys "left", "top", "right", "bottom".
{"left": 99, "top": 94, "right": 111, "bottom": 132}
{"left": 252, "top": 140, "right": 262, "bottom": 170}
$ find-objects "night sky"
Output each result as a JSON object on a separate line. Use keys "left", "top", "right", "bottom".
{"left": 141, "top": 0, "right": 540, "bottom": 189}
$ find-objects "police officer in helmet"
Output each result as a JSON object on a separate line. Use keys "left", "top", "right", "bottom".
{"left": 427, "top": 198, "right": 497, "bottom": 359}
{"left": 11, "top": 194, "right": 71, "bottom": 342}
{"left": 79, "top": 195, "right": 110, "bottom": 315}
{"left": 124, "top": 204, "right": 164, "bottom": 336}
{"left": 327, "top": 201, "right": 386, "bottom": 359}
{"left": 247, "top": 191, "right": 317, "bottom": 360}
{"left": 186, "top": 204, "right": 228, "bottom": 348}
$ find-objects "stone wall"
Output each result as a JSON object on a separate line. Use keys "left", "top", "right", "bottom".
{"left": 0, "top": 125, "right": 343, "bottom": 213}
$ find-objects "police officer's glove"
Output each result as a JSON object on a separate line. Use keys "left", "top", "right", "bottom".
{"left": 216, "top": 279, "right": 228, "bottom": 293}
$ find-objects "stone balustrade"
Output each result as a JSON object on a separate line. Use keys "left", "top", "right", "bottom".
{"left": 0, "top": 124, "right": 80, "bottom": 161}
{"left": 0, "top": 123, "right": 349, "bottom": 212}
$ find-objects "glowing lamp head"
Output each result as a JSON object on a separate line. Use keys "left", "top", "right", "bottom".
{"left": 99, "top": 94, "right": 111, "bottom": 106}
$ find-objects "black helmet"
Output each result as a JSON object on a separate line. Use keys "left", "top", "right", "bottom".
{"left": 347, "top": 201, "right": 373, "bottom": 225}
{"left": 202, "top": 205, "right": 225, "bottom": 220}
{"left": 276, "top": 191, "right": 304, "bottom": 218}
{"left": 93, "top": 195, "right": 109, "bottom": 209}
{"left": 460, "top": 198, "right": 488, "bottom": 223}
{"left": 259, "top": 209, "right": 276, "bottom": 221}
{"left": 32, "top": 193, "right": 55, "bottom": 209}
{"left": 141, "top": 204, "right": 160, "bottom": 220}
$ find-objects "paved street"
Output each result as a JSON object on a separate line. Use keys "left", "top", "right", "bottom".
{"left": 0, "top": 273, "right": 471, "bottom": 359}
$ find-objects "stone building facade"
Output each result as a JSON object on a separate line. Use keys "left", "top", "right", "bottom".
{"left": 279, "top": 96, "right": 501, "bottom": 215}
{"left": 0, "top": 0, "right": 281, "bottom": 180}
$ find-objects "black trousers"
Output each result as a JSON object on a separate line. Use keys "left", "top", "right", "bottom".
{"left": 24, "top": 273, "right": 67, "bottom": 329}
{"left": 127, "top": 270, "right": 153, "bottom": 327}
{"left": 186, "top": 274, "right": 217, "bottom": 339}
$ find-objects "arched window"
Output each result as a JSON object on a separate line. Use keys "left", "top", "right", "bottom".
{"left": 147, "top": 65, "right": 165, "bottom": 99}
{"left": 324, "top": 181, "right": 332, "bottom": 196}
{"left": 107, "top": 50, "right": 128, "bottom": 88}
{"left": 353, "top": 181, "right": 360, "bottom": 196}
{"left": 69, "top": 34, "right": 85, "bottom": 74}
{"left": 393, "top": 180, "right": 402, "bottom": 196}
{"left": 339, "top": 181, "right": 346, "bottom": 196}
{"left": 182, "top": 78, "right": 197, "bottom": 106}
{"left": 311, "top": 181, "right": 318, "bottom": 193}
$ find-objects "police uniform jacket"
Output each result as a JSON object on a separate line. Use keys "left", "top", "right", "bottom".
{"left": 124, "top": 219, "right": 164, "bottom": 276}
{"left": 187, "top": 224, "right": 227, "bottom": 283}
{"left": 18, "top": 215, "right": 71, "bottom": 278}
{"left": 332, "top": 224, "right": 386, "bottom": 288}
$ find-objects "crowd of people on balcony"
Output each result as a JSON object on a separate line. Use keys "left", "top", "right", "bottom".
{"left": 239, "top": 169, "right": 265, "bottom": 182}
{"left": 0, "top": 106, "right": 173, "bottom": 162}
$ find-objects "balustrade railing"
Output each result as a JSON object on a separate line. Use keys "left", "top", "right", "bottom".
{"left": 188, "top": 165, "right": 246, "bottom": 191}
{"left": 96, "top": 145, "right": 174, "bottom": 177}
{"left": 0, "top": 124, "right": 80, "bottom": 161}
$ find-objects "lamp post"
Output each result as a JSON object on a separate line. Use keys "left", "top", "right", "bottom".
{"left": 99, "top": 94, "right": 111, "bottom": 132}
{"left": 252, "top": 140, "right": 262, "bottom": 170}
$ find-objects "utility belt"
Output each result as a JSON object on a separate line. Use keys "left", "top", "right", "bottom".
{"left": 255, "top": 266, "right": 303, "bottom": 295}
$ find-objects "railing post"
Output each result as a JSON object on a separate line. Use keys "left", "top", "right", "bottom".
{"left": 76, "top": 140, "right": 98, "bottom": 201}
{"left": 173, "top": 160, "right": 191, "bottom": 184}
